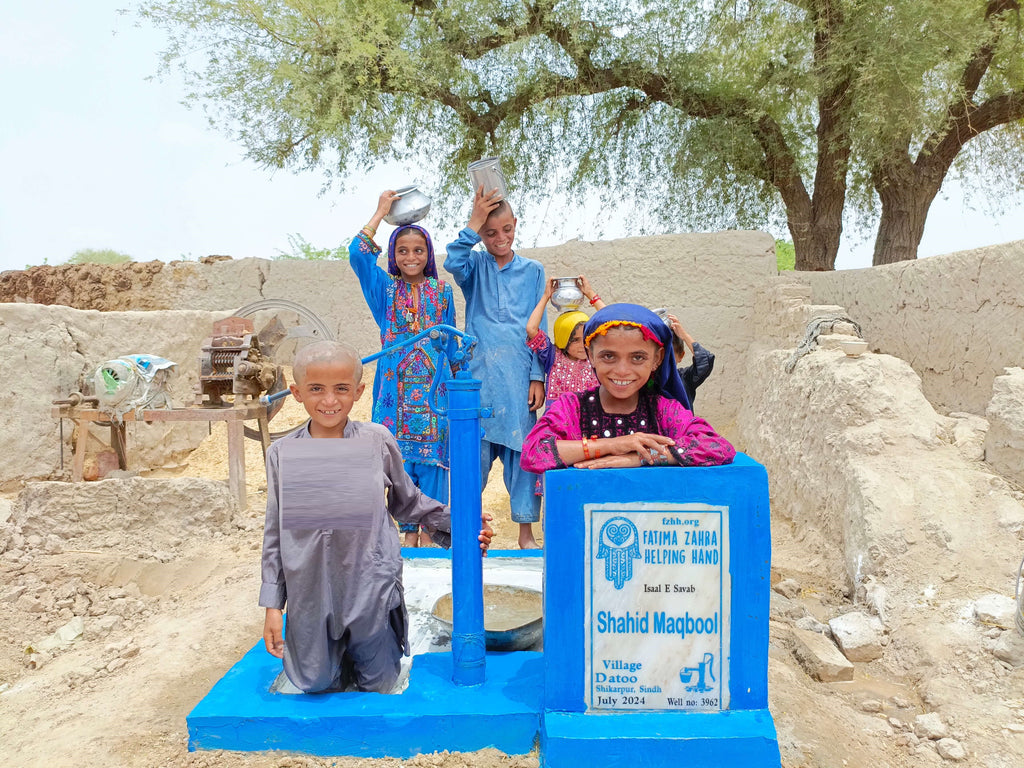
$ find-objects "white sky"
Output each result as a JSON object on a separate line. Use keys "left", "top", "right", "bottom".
{"left": 2, "top": 1, "right": 1022, "bottom": 273}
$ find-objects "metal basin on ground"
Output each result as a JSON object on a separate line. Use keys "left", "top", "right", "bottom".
{"left": 431, "top": 584, "right": 543, "bottom": 651}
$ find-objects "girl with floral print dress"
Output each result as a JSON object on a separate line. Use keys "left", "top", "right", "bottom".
{"left": 349, "top": 191, "right": 455, "bottom": 546}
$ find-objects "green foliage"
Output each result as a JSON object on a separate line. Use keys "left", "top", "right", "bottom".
{"left": 274, "top": 233, "right": 348, "bottom": 261}
{"left": 138, "top": 0, "right": 1024, "bottom": 268}
{"left": 775, "top": 240, "right": 795, "bottom": 272}
{"left": 68, "top": 248, "right": 133, "bottom": 265}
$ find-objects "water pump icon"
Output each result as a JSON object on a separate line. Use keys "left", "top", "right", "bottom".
{"left": 680, "top": 652, "right": 716, "bottom": 693}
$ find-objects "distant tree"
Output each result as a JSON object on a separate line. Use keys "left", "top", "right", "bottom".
{"left": 140, "top": 0, "right": 1024, "bottom": 270}
{"left": 776, "top": 240, "right": 795, "bottom": 272}
{"left": 68, "top": 248, "right": 133, "bottom": 265}
{"left": 274, "top": 233, "right": 348, "bottom": 261}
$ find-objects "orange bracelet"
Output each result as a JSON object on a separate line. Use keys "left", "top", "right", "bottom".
{"left": 582, "top": 437, "right": 591, "bottom": 460}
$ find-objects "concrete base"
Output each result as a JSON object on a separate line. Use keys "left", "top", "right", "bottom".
{"left": 188, "top": 647, "right": 542, "bottom": 757}
{"left": 541, "top": 709, "right": 781, "bottom": 767}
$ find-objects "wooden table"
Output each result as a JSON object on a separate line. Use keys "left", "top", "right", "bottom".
{"left": 51, "top": 403, "right": 271, "bottom": 510}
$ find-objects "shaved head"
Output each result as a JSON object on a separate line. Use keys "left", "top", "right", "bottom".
{"left": 292, "top": 341, "right": 363, "bottom": 384}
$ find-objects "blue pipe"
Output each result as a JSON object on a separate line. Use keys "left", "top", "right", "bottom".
{"left": 259, "top": 325, "right": 476, "bottom": 408}
{"left": 446, "top": 371, "right": 486, "bottom": 686}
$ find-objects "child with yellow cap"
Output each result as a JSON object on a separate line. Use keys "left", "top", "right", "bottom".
{"left": 526, "top": 275, "right": 606, "bottom": 401}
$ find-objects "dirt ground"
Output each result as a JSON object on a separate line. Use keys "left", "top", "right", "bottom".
{"left": 1, "top": 394, "right": 1022, "bottom": 767}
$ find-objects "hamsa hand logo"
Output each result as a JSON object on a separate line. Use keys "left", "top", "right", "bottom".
{"left": 597, "top": 517, "right": 641, "bottom": 589}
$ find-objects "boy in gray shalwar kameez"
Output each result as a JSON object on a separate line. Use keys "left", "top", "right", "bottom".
{"left": 259, "top": 341, "right": 491, "bottom": 693}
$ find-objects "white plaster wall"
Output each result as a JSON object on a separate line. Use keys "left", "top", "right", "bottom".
{"left": 736, "top": 341, "right": 1024, "bottom": 592}
{"left": 0, "top": 303, "right": 230, "bottom": 489}
{"left": 46, "top": 231, "right": 775, "bottom": 443}
{"left": 794, "top": 240, "right": 1024, "bottom": 416}
{"left": 985, "top": 367, "right": 1024, "bottom": 487}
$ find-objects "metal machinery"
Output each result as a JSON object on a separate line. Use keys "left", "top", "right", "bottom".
{"left": 198, "top": 300, "right": 335, "bottom": 439}
{"left": 195, "top": 316, "right": 281, "bottom": 407}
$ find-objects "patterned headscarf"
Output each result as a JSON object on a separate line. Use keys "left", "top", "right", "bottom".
{"left": 387, "top": 225, "right": 438, "bottom": 280}
{"left": 583, "top": 303, "right": 692, "bottom": 410}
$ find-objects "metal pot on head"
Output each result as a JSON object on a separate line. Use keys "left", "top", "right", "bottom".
{"left": 468, "top": 157, "right": 509, "bottom": 199}
{"left": 550, "top": 277, "right": 585, "bottom": 312}
{"left": 384, "top": 186, "right": 432, "bottom": 226}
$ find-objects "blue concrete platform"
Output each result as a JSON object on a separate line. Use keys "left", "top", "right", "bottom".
{"left": 542, "top": 710, "right": 780, "bottom": 767}
{"left": 188, "top": 646, "right": 542, "bottom": 757}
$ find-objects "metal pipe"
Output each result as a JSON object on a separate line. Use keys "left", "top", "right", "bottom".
{"left": 260, "top": 325, "right": 474, "bottom": 408}
{"left": 446, "top": 370, "right": 486, "bottom": 686}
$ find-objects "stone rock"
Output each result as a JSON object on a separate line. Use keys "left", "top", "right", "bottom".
{"left": 860, "top": 698, "right": 883, "bottom": 713}
{"left": 913, "top": 746, "right": 943, "bottom": 767}
{"left": 16, "top": 594, "right": 48, "bottom": 613}
{"left": 794, "top": 616, "right": 832, "bottom": 636}
{"left": 935, "top": 738, "right": 967, "bottom": 761}
{"left": 985, "top": 367, "right": 1024, "bottom": 487}
{"left": 789, "top": 627, "right": 854, "bottom": 682}
{"left": 829, "top": 611, "right": 886, "bottom": 662}
{"left": 14, "top": 477, "right": 237, "bottom": 552}
{"left": 914, "top": 712, "right": 950, "bottom": 740}
{"left": 773, "top": 578, "right": 802, "bottom": 599}
{"left": 946, "top": 412, "right": 988, "bottom": 461}
{"left": 973, "top": 594, "right": 1017, "bottom": 628}
{"left": 992, "top": 631, "right": 1024, "bottom": 667}
{"left": 770, "top": 591, "right": 806, "bottom": 620}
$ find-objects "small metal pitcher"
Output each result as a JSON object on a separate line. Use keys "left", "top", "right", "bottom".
{"left": 550, "top": 277, "right": 584, "bottom": 312}
{"left": 468, "top": 157, "right": 508, "bottom": 199}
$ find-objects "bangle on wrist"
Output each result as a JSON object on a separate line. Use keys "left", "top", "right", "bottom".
{"left": 589, "top": 294, "right": 601, "bottom": 306}
{"left": 582, "top": 437, "right": 591, "bottom": 460}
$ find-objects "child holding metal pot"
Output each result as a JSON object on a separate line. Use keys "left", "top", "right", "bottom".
{"left": 526, "top": 275, "right": 606, "bottom": 402}
{"left": 520, "top": 304, "right": 734, "bottom": 473}
{"left": 349, "top": 190, "right": 455, "bottom": 548}
{"left": 665, "top": 313, "right": 716, "bottom": 410}
{"left": 444, "top": 186, "right": 547, "bottom": 549}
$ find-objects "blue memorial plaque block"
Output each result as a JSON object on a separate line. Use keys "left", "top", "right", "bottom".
{"left": 586, "top": 503, "right": 730, "bottom": 711}
{"left": 541, "top": 456, "right": 780, "bottom": 767}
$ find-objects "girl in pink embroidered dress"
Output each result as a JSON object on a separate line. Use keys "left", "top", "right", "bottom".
{"left": 520, "top": 303, "right": 734, "bottom": 472}
{"left": 525, "top": 276, "right": 605, "bottom": 401}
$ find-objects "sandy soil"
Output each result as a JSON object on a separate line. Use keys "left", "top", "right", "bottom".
{"left": 1, "top": 392, "right": 1021, "bottom": 767}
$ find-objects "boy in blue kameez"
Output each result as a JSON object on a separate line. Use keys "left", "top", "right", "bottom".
{"left": 444, "top": 187, "right": 546, "bottom": 548}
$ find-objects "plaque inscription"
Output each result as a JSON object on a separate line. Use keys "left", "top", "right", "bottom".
{"left": 584, "top": 502, "right": 730, "bottom": 711}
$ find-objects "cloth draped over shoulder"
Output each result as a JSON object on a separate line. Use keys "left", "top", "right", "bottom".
{"left": 583, "top": 303, "right": 692, "bottom": 410}
{"left": 443, "top": 228, "right": 546, "bottom": 451}
{"left": 349, "top": 229, "right": 454, "bottom": 468}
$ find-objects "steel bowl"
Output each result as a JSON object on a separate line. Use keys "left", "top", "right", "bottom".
{"left": 431, "top": 584, "right": 543, "bottom": 652}
{"left": 384, "top": 185, "right": 432, "bottom": 226}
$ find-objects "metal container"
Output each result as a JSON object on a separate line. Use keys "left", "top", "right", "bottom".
{"left": 468, "top": 157, "right": 509, "bottom": 199}
{"left": 652, "top": 307, "right": 672, "bottom": 326}
{"left": 384, "top": 185, "right": 431, "bottom": 226}
{"left": 431, "top": 584, "right": 543, "bottom": 652}
{"left": 550, "top": 277, "right": 585, "bottom": 312}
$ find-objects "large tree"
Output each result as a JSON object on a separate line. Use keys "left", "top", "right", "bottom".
{"left": 140, "top": 0, "right": 1024, "bottom": 270}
